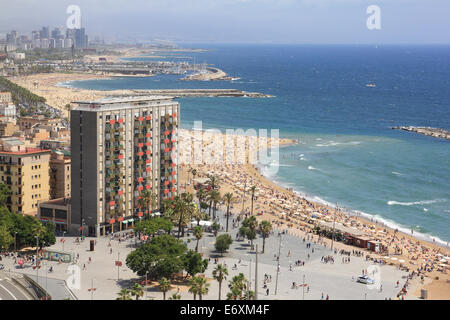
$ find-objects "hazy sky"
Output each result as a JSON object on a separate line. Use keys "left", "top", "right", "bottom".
{"left": 1, "top": 0, "right": 449, "bottom": 44}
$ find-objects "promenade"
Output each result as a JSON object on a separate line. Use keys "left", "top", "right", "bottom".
{"left": 0, "top": 209, "right": 411, "bottom": 300}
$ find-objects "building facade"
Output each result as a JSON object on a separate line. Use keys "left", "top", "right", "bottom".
{"left": 70, "top": 96, "right": 179, "bottom": 236}
{"left": 0, "top": 92, "right": 12, "bottom": 103}
{"left": 0, "top": 146, "right": 51, "bottom": 215}
{"left": 50, "top": 151, "right": 71, "bottom": 199}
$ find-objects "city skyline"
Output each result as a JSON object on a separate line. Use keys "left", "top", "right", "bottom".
{"left": 1, "top": 0, "right": 450, "bottom": 44}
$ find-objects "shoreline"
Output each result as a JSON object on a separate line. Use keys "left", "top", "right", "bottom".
{"left": 256, "top": 161, "right": 449, "bottom": 250}
{"left": 257, "top": 165, "right": 449, "bottom": 250}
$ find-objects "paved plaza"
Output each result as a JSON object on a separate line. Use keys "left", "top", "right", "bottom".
{"left": 0, "top": 209, "right": 411, "bottom": 300}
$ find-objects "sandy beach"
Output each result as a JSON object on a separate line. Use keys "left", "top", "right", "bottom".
{"left": 8, "top": 71, "right": 449, "bottom": 299}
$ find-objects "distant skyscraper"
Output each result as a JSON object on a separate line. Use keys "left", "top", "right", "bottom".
{"left": 70, "top": 96, "right": 180, "bottom": 236}
{"left": 40, "top": 26, "right": 50, "bottom": 39}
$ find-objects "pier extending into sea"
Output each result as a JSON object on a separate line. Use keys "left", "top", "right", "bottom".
{"left": 132, "top": 88, "right": 273, "bottom": 98}
{"left": 393, "top": 126, "right": 450, "bottom": 140}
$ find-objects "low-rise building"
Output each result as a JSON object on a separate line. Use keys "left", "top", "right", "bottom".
{"left": 37, "top": 197, "right": 71, "bottom": 234}
{"left": 0, "top": 122, "right": 19, "bottom": 137}
{"left": 0, "top": 137, "right": 51, "bottom": 215}
{"left": 0, "top": 92, "right": 12, "bottom": 103}
{"left": 17, "top": 116, "right": 60, "bottom": 131}
{"left": 0, "top": 103, "right": 17, "bottom": 120}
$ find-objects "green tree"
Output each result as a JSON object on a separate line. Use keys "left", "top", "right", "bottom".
{"left": 213, "top": 263, "right": 228, "bottom": 300}
{"left": 193, "top": 226, "right": 203, "bottom": 252}
{"left": 258, "top": 220, "right": 272, "bottom": 253}
{"left": 215, "top": 234, "right": 233, "bottom": 256}
{"left": 212, "top": 222, "right": 220, "bottom": 237}
{"left": 126, "top": 234, "right": 187, "bottom": 279}
{"left": 189, "top": 276, "right": 210, "bottom": 300}
{"left": 227, "top": 273, "right": 254, "bottom": 300}
{"left": 168, "top": 292, "right": 181, "bottom": 300}
{"left": 207, "top": 190, "right": 221, "bottom": 220}
{"left": 0, "top": 184, "right": 11, "bottom": 207}
{"left": 241, "top": 216, "right": 258, "bottom": 249}
{"left": 223, "top": 192, "right": 234, "bottom": 232}
{"left": 183, "top": 250, "right": 208, "bottom": 278}
{"left": 158, "top": 277, "right": 171, "bottom": 300}
{"left": 0, "top": 224, "right": 14, "bottom": 250}
{"left": 116, "top": 288, "right": 132, "bottom": 300}
{"left": 130, "top": 283, "right": 144, "bottom": 300}
{"left": 42, "top": 222, "right": 56, "bottom": 247}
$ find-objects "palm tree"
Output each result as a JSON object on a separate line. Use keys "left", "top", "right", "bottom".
{"left": 189, "top": 276, "right": 210, "bottom": 300}
{"left": 169, "top": 196, "right": 191, "bottom": 239}
{"left": 250, "top": 185, "right": 256, "bottom": 215}
{"left": 223, "top": 192, "right": 234, "bottom": 232}
{"left": 207, "top": 190, "right": 221, "bottom": 220}
{"left": 116, "top": 288, "right": 132, "bottom": 300}
{"left": 139, "top": 190, "right": 157, "bottom": 219}
{"left": 193, "top": 225, "right": 203, "bottom": 252}
{"left": 168, "top": 293, "right": 181, "bottom": 300}
{"left": 130, "top": 283, "right": 144, "bottom": 300}
{"left": 258, "top": 220, "right": 272, "bottom": 253}
{"left": 207, "top": 174, "right": 220, "bottom": 190}
{"left": 196, "top": 188, "right": 206, "bottom": 205}
{"left": 213, "top": 264, "right": 228, "bottom": 300}
{"left": 191, "top": 206, "right": 204, "bottom": 226}
{"left": 159, "top": 277, "right": 171, "bottom": 300}
{"left": 188, "top": 277, "right": 199, "bottom": 300}
{"left": 191, "top": 168, "right": 197, "bottom": 184}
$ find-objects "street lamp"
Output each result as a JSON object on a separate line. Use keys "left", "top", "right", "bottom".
{"left": 14, "top": 232, "right": 17, "bottom": 254}
{"left": 62, "top": 231, "right": 66, "bottom": 251}
{"left": 35, "top": 236, "right": 40, "bottom": 285}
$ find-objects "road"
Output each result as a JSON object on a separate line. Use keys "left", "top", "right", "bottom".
{"left": 0, "top": 276, "right": 32, "bottom": 300}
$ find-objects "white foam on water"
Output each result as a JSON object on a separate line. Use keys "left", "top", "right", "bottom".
{"left": 392, "top": 171, "right": 403, "bottom": 176}
{"left": 387, "top": 199, "right": 446, "bottom": 206}
{"left": 316, "top": 141, "right": 362, "bottom": 147}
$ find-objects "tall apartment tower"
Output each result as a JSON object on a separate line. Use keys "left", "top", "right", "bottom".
{"left": 70, "top": 96, "right": 179, "bottom": 236}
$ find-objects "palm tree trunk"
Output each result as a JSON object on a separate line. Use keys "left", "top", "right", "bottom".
{"left": 218, "top": 281, "right": 222, "bottom": 300}
{"left": 226, "top": 205, "right": 230, "bottom": 232}
{"left": 163, "top": 292, "right": 166, "bottom": 300}
{"left": 251, "top": 196, "right": 254, "bottom": 215}
{"left": 195, "top": 239, "right": 199, "bottom": 252}
{"left": 263, "top": 237, "right": 266, "bottom": 253}
{"left": 208, "top": 200, "right": 212, "bottom": 217}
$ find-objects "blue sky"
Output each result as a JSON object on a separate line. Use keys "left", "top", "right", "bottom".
{"left": 1, "top": 0, "right": 449, "bottom": 44}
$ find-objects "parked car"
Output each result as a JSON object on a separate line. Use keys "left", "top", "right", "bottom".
{"left": 357, "top": 275, "right": 374, "bottom": 284}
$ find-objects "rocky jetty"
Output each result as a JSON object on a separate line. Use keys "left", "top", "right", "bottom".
{"left": 393, "top": 126, "right": 450, "bottom": 140}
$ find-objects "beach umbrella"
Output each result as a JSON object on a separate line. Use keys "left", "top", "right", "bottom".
{"left": 399, "top": 259, "right": 405, "bottom": 263}
{"left": 391, "top": 257, "right": 398, "bottom": 261}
